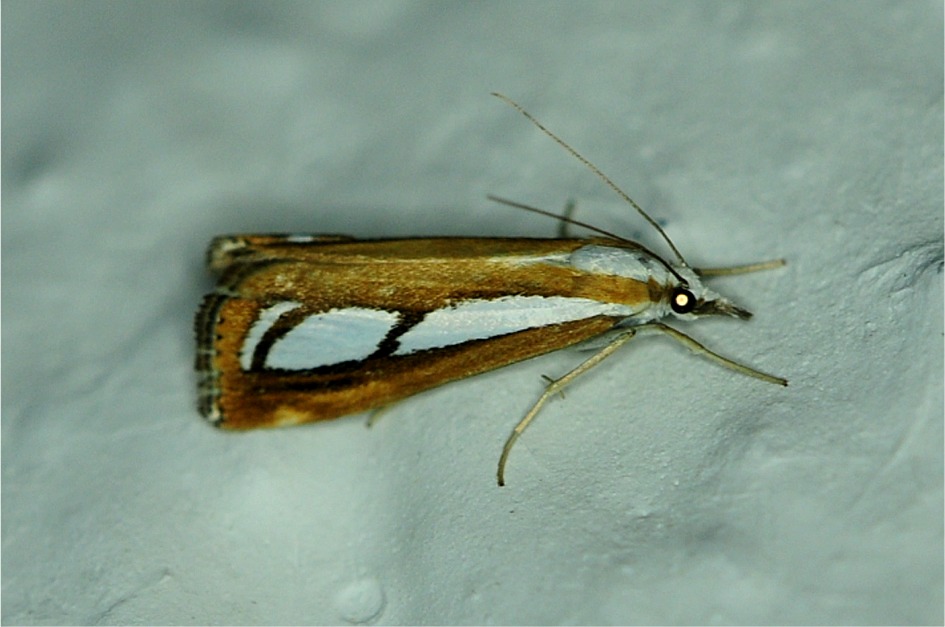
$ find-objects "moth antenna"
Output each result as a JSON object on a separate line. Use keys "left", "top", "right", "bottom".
{"left": 492, "top": 92, "right": 688, "bottom": 268}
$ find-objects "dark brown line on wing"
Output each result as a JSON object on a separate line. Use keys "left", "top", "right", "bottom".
{"left": 373, "top": 310, "right": 426, "bottom": 358}
{"left": 250, "top": 305, "right": 313, "bottom": 371}
{"left": 256, "top": 333, "right": 509, "bottom": 392}
{"left": 255, "top": 348, "right": 458, "bottom": 393}
{"left": 194, "top": 293, "right": 230, "bottom": 419}
{"left": 253, "top": 307, "right": 425, "bottom": 372}
{"left": 194, "top": 293, "right": 227, "bottom": 371}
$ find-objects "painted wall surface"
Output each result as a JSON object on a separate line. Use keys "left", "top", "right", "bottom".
{"left": 3, "top": 1, "right": 942, "bottom": 624}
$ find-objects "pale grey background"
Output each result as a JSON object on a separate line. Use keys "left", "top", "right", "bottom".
{"left": 3, "top": 1, "right": 942, "bottom": 624}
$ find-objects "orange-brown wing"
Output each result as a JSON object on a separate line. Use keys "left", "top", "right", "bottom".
{"left": 196, "top": 236, "right": 655, "bottom": 429}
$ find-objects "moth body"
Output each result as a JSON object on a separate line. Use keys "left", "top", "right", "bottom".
{"left": 195, "top": 235, "right": 744, "bottom": 430}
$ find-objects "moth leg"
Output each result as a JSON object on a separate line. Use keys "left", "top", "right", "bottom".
{"left": 642, "top": 322, "right": 787, "bottom": 386}
{"left": 556, "top": 199, "right": 578, "bottom": 238}
{"left": 540, "top": 374, "right": 566, "bottom": 400}
{"left": 366, "top": 404, "right": 395, "bottom": 428}
{"left": 497, "top": 328, "right": 638, "bottom": 486}
{"left": 695, "top": 258, "right": 785, "bottom": 277}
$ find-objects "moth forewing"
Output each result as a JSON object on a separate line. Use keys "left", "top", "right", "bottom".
{"left": 196, "top": 237, "right": 687, "bottom": 430}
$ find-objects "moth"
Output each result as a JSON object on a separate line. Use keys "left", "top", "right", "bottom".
{"left": 195, "top": 93, "right": 787, "bottom": 486}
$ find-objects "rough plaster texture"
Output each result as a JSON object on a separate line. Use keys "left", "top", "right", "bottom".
{"left": 3, "top": 1, "right": 942, "bottom": 624}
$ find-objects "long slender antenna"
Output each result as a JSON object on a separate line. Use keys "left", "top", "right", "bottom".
{"left": 492, "top": 92, "right": 688, "bottom": 268}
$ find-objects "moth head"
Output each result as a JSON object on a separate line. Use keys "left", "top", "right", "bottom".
{"left": 667, "top": 267, "right": 752, "bottom": 321}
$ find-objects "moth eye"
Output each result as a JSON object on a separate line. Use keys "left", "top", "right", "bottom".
{"left": 670, "top": 287, "right": 696, "bottom": 314}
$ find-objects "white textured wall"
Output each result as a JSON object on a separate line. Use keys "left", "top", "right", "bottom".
{"left": 3, "top": 1, "right": 942, "bottom": 624}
